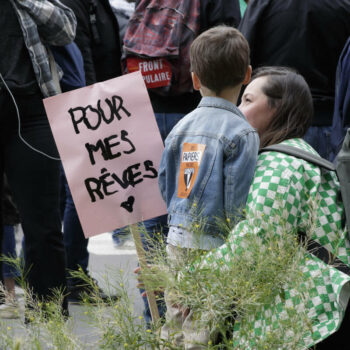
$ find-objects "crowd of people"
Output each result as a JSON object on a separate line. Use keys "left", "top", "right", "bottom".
{"left": 0, "top": 0, "right": 350, "bottom": 349}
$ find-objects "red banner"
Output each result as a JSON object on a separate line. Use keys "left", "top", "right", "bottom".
{"left": 127, "top": 57, "right": 172, "bottom": 89}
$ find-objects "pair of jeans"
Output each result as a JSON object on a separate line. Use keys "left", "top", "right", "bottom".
{"left": 0, "top": 91, "right": 68, "bottom": 311}
{"left": 140, "top": 112, "right": 185, "bottom": 324}
{"left": 112, "top": 226, "right": 130, "bottom": 245}
{"left": 61, "top": 167, "right": 89, "bottom": 285}
{"left": 2, "top": 225, "right": 20, "bottom": 279}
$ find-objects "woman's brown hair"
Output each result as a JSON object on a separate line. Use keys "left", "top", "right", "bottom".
{"left": 250, "top": 67, "right": 313, "bottom": 148}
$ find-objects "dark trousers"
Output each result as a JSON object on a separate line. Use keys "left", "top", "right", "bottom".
{"left": 0, "top": 91, "right": 67, "bottom": 310}
{"left": 61, "top": 167, "right": 89, "bottom": 283}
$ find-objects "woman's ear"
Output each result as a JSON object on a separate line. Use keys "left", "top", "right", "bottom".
{"left": 191, "top": 72, "right": 201, "bottom": 91}
{"left": 243, "top": 65, "right": 252, "bottom": 85}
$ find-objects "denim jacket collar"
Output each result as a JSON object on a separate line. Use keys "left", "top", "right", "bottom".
{"left": 198, "top": 96, "right": 246, "bottom": 121}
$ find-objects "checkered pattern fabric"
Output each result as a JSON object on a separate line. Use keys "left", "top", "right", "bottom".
{"left": 202, "top": 138, "right": 350, "bottom": 348}
{"left": 10, "top": 0, "right": 76, "bottom": 97}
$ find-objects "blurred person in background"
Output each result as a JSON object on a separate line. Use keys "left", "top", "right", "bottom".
{"left": 60, "top": 0, "right": 123, "bottom": 303}
{"left": 239, "top": 0, "right": 350, "bottom": 160}
{"left": 0, "top": 0, "right": 76, "bottom": 316}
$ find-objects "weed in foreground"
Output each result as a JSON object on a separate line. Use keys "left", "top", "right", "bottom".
{"left": 0, "top": 199, "right": 340, "bottom": 349}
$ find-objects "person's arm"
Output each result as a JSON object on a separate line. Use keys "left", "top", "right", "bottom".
{"left": 15, "top": 0, "right": 76, "bottom": 45}
{"left": 60, "top": 0, "right": 97, "bottom": 84}
{"left": 158, "top": 137, "right": 174, "bottom": 204}
{"left": 202, "top": 164, "right": 302, "bottom": 270}
{"left": 158, "top": 156, "right": 167, "bottom": 203}
{"left": 223, "top": 130, "right": 259, "bottom": 219}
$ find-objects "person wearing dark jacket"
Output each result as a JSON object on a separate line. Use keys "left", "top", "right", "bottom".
{"left": 61, "top": 0, "right": 122, "bottom": 85}
{"left": 147, "top": 0, "right": 242, "bottom": 117}
{"left": 239, "top": 0, "right": 350, "bottom": 160}
{"left": 330, "top": 37, "right": 350, "bottom": 161}
{"left": 0, "top": 0, "right": 76, "bottom": 315}
{"left": 59, "top": 0, "right": 123, "bottom": 303}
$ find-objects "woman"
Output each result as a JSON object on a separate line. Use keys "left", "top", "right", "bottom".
{"left": 192, "top": 67, "right": 350, "bottom": 349}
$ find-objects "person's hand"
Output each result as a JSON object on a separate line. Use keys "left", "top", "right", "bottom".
{"left": 133, "top": 266, "right": 164, "bottom": 297}
{"left": 134, "top": 267, "right": 190, "bottom": 316}
{"left": 171, "top": 303, "right": 190, "bottom": 318}
{"left": 134, "top": 266, "right": 146, "bottom": 291}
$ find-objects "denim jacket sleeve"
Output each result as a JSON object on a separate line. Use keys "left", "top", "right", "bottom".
{"left": 224, "top": 130, "right": 259, "bottom": 217}
{"left": 158, "top": 136, "right": 171, "bottom": 204}
{"left": 15, "top": 0, "right": 76, "bottom": 45}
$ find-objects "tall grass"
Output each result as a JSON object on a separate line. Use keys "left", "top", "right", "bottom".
{"left": 0, "top": 202, "right": 334, "bottom": 349}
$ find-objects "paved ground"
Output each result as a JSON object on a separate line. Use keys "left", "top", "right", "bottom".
{"left": 3, "top": 232, "right": 144, "bottom": 348}
{"left": 71, "top": 233, "right": 144, "bottom": 344}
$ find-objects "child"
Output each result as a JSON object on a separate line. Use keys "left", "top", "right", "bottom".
{"left": 158, "top": 26, "right": 259, "bottom": 348}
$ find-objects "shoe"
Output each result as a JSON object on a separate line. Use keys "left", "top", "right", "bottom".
{"left": 0, "top": 301, "right": 20, "bottom": 319}
{"left": 15, "top": 285, "right": 25, "bottom": 297}
{"left": 113, "top": 235, "right": 135, "bottom": 249}
{"left": 67, "top": 277, "right": 119, "bottom": 304}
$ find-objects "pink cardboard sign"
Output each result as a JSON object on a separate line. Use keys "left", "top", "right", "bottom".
{"left": 43, "top": 71, "right": 167, "bottom": 237}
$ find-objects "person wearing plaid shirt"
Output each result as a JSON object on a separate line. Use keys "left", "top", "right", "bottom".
{"left": 196, "top": 67, "right": 350, "bottom": 349}
{"left": 9, "top": 0, "right": 76, "bottom": 97}
{"left": 0, "top": 0, "right": 76, "bottom": 315}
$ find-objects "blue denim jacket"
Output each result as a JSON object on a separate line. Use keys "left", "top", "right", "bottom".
{"left": 158, "top": 96, "right": 259, "bottom": 249}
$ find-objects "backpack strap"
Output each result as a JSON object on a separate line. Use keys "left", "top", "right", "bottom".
{"left": 260, "top": 144, "right": 335, "bottom": 171}
{"left": 260, "top": 144, "right": 350, "bottom": 276}
{"left": 298, "top": 232, "right": 350, "bottom": 276}
{"left": 336, "top": 128, "right": 350, "bottom": 237}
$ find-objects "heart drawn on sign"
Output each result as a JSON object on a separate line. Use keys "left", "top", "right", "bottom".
{"left": 120, "top": 196, "right": 135, "bottom": 213}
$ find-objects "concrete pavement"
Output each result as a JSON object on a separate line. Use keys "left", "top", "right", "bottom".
{"left": 3, "top": 232, "right": 145, "bottom": 348}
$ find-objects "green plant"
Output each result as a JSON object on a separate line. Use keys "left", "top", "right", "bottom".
{"left": 0, "top": 199, "right": 342, "bottom": 349}
{"left": 137, "top": 204, "right": 321, "bottom": 349}
{"left": 0, "top": 256, "right": 83, "bottom": 350}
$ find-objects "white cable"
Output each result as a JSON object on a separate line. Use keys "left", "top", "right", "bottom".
{"left": 0, "top": 73, "right": 60, "bottom": 161}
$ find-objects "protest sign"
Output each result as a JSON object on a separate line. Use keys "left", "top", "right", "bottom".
{"left": 43, "top": 71, "right": 167, "bottom": 237}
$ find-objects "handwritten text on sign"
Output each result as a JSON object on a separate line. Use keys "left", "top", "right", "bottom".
{"left": 43, "top": 72, "right": 167, "bottom": 237}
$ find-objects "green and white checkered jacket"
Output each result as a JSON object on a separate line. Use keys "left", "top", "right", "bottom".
{"left": 202, "top": 138, "right": 350, "bottom": 348}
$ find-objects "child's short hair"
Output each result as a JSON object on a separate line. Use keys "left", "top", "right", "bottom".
{"left": 190, "top": 26, "right": 250, "bottom": 95}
